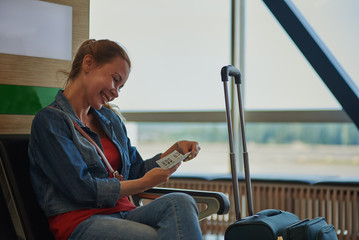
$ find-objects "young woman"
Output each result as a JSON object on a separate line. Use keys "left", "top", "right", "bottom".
{"left": 28, "top": 39, "right": 202, "bottom": 240}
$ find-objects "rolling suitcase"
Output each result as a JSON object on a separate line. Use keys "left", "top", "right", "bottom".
{"left": 221, "top": 65, "right": 338, "bottom": 240}
{"left": 221, "top": 65, "right": 300, "bottom": 240}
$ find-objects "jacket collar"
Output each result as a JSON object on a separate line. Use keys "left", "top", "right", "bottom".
{"left": 53, "top": 90, "right": 111, "bottom": 127}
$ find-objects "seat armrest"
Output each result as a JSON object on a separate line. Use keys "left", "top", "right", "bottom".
{"left": 133, "top": 187, "right": 230, "bottom": 221}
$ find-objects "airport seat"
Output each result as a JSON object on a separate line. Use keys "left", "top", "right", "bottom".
{"left": 0, "top": 134, "right": 229, "bottom": 240}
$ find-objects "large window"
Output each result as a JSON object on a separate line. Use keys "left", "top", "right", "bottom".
{"left": 244, "top": 0, "right": 359, "bottom": 110}
{"left": 292, "top": 0, "right": 359, "bottom": 88}
{"left": 242, "top": 0, "right": 359, "bottom": 179}
{"left": 90, "top": 0, "right": 230, "bottom": 111}
{"left": 125, "top": 122, "right": 230, "bottom": 174}
{"left": 90, "top": 0, "right": 359, "bottom": 179}
{"left": 125, "top": 122, "right": 359, "bottom": 178}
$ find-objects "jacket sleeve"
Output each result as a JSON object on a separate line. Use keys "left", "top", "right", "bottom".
{"left": 29, "top": 108, "right": 121, "bottom": 208}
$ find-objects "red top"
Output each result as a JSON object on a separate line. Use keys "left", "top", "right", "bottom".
{"left": 48, "top": 135, "right": 136, "bottom": 240}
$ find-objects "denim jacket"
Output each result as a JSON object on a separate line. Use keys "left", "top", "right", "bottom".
{"left": 28, "top": 90, "right": 161, "bottom": 217}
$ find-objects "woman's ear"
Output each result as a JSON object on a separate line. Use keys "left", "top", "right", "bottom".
{"left": 82, "top": 54, "right": 95, "bottom": 73}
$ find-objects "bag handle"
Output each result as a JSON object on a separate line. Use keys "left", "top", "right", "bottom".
{"left": 47, "top": 106, "right": 124, "bottom": 181}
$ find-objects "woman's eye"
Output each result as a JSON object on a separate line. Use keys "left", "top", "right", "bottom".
{"left": 112, "top": 76, "right": 119, "bottom": 83}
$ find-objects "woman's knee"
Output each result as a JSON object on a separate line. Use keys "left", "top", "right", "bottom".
{"left": 162, "top": 193, "right": 198, "bottom": 213}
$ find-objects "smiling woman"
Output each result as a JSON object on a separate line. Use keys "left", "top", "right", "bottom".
{"left": 28, "top": 39, "right": 203, "bottom": 240}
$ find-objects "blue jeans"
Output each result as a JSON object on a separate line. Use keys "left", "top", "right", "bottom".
{"left": 68, "top": 193, "right": 203, "bottom": 240}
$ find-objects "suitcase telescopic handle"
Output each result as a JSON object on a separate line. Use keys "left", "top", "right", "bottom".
{"left": 221, "top": 65, "right": 241, "bottom": 84}
{"left": 221, "top": 65, "right": 254, "bottom": 221}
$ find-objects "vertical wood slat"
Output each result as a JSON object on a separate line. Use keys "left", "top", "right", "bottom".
{"left": 299, "top": 187, "right": 305, "bottom": 219}
{"left": 306, "top": 187, "right": 311, "bottom": 219}
{"left": 333, "top": 189, "right": 338, "bottom": 229}
{"left": 346, "top": 190, "right": 351, "bottom": 240}
{"left": 353, "top": 191, "right": 358, "bottom": 240}
{"left": 254, "top": 185, "right": 260, "bottom": 213}
{"left": 319, "top": 188, "right": 325, "bottom": 216}
{"left": 287, "top": 187, "right": 293, "bottom": 212}
{"left": 280, "top": 186, "right": 286, "bottom": 211}
{"left": 326, "top": 188, "right": 331, "bottom": 227}
{"left": 337, "top": 188, "right": 343, "bottom": 240}
{"left": 273, "top": 186, "right": 280, "bottom": 209}
{"left": 340, "top": 190, "right": 345, "bottom": 239}
{"left": 314, "top": 189, "right": 319, "bottom": 220}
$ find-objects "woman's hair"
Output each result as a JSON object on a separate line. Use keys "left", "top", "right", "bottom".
{"left": 64, "top": 39, "right": 131, "bottom": 120}
{"left": 64, "top": 39, "right": 131, "bottom": 87}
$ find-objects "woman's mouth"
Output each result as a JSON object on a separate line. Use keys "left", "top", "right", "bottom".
{"left": 101, "top": 93, "right": 110, "bottom": 103}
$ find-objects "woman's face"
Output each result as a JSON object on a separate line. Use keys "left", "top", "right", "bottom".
{"left": 85, "top": 56, "right": 130, "bottom": 110}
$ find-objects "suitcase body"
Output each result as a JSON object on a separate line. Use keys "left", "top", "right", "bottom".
{"left": 225, "top": 209, "right": 300, "bottom": 240}
{"left": 220, "top": 66, "right": 337, "bottom": 240}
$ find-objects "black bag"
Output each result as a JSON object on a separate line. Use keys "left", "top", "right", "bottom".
{"left": 281, "top": 217, "right": 338, "bottom": 240}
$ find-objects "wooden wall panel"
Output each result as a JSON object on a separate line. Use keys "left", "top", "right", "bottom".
{"left": 0, "top": 115, "right": 34, "bottom": 134}
{"left": 0, "top": 0, "right": 89, "bottom": 134}
{"left": 0, "top": 56, "right": 69, "bottom": 88}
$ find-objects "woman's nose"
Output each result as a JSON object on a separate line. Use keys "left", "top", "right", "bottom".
{"left": 111, "top": 88, "right": 119, "bottom": 98}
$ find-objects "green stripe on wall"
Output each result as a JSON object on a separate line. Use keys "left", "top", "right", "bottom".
{"left": 0, "top": 84, "right": 60, "bottom": 115}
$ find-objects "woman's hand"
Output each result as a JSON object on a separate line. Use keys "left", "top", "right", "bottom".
{"left": 118, "top": 163, "right": 180, "bottom": 198}
{"left": 141, "top": 163, "right": 181, "bottom": 187}
{"left": 161, "top": 140, "right": 201, "bottom": 162}
{"left": 119, "top": 140, "right": 200, "bottom": 198}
